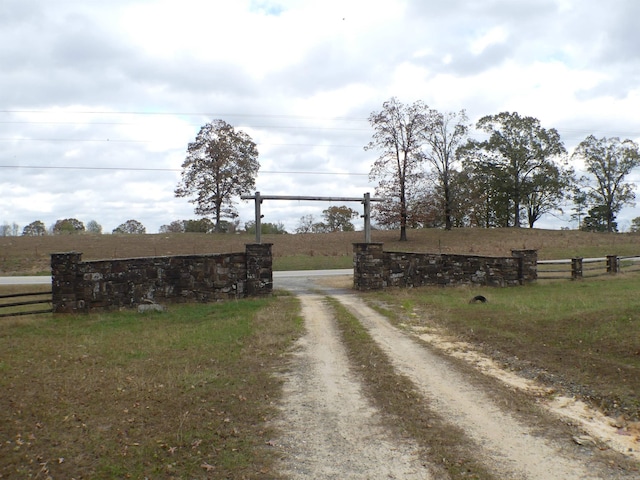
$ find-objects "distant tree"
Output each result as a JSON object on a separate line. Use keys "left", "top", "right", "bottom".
{"left": 321, "top": 206, "right": 359, "bottom": 232}
{"left": 175, "top": 119, "right": 259, "bottom": 232}
{"left": 572, "top": 136, "right": 640, "bottom": 233}
{"left": 0, "top": 222, "right": 19, "bottom": 236}
{"left": 366, "top": 97, "right": 428, "bottom": 241}
{"left": 184, "top": 218, "right": 215, "bottom": 233}
{"left": 421, "top": 109, "right": 470, "bottom": 230}
{"left": 295, "top": 214, "right": 317, "bottom": 233}
{"left": 570, "top": 188, "right": 589, "bottom": 229}
{"left": 461, "top": 112, "right": 567, "bottom": 227}
{"left": 113, "top": 219, "right": 146, "bottom": 234}
{"left": 244, "top": 221, "right": 287, "bottom": 235}
{"left": 86, "top": 220, "right": 103, "bottom": 234}
{"left": 523, "top": 162, "right": 575, "bottom": 228}
{"left": 53, "top": 218, "right": 85, "bottom": 234}
{"left": 159, "top": 220, "right": 186, "bottom": 233}
{"left": 22, "top": 220, "right": 46, "bottom": 236}
{"left": 581, "top": 205, "right": 617, "bottom": 232}
{"left": 630, "top": 216, "right": 640, "bottom": 233}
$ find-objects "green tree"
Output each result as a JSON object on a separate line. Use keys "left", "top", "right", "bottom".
{"left": 366, "top": 98, "right": 428, "bottom": 241}
{"left": 421, "top": 109, "right": 469, "bottom": 230}
{"left": 22, "top": 220, "right": 46, "bottom": 236}
{"left": 630, "top": 216, "right": 640, "bottom": 233}
{"left": 159, "top": 220, "right": 186, "bottom": 233}
{"left": 581, "top": 205, "right": 617, "bottom": 232}
{"left": 53, "top": 218, "right": 85, "bottom": 234}
{"left": 462, "top": 112, "right": 567, "bottom": 227}
{"left": 322, "top": 205, "right": 359, "bottom": 232}
{"left": 523, "top": 162, "right": 574, "bottom": 228}
{"left": 113, "top": 219, "right": 146, "bottom": 234}
{"left": 572, "top": 136, "right": 640, "bottom": 233}
{"left": 184, "top": 218, "right": 215, "bottom": 233}
{"left": 244, "top": 221, "right": 287, "bottom": 235}
{"left": 175, "top": 119, "right": 259, "bottom": 232}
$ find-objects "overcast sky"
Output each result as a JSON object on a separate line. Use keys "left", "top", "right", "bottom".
{"left": 2, "top": 0, "right": 640, "bottom": 234}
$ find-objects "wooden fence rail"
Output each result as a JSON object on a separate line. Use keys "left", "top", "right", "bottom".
{"left": 0, "top": 291, "right": 53, "bottom": 318}
{"left": 537, "top": 255, "right": 640, "bottom": 280}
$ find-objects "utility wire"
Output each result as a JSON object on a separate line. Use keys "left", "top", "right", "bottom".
{"left": 0, "top": 165, "right": 369, "bottom": 175}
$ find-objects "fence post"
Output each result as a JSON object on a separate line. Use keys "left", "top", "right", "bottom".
{"left": 571, "top": 257, "right": 583, "bottom": 280}
{"left": 511, "top": 249, "right": 538, "bottom": 284}
{"left": 606, "top": 255, "right": 619, "bottom": 274}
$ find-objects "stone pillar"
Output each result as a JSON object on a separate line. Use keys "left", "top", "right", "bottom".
{"left": 511, "top": 249, "right": 538, "bottom": 284}
{"left": 606, "top": 255, "right": 619, "bottom": 274}
{"left": 51, "top": 252, "right": 83, "bottom": 313}
{"left": 245, "top": 243, "right": 273, "bottom": 297}
{"left": 571, "top": 257, "right": 583, "bottom": 280}
{"left": 353, "top": 243, "right": 385, "bottom": 290}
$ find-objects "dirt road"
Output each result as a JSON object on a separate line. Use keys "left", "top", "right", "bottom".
{"left": 272, "top": 275, "right": 639, "bottom": 479}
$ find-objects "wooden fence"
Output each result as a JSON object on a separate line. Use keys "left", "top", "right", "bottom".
{"left": 0, "top": 290, "right": 53, "bottom": 318}
{"left": 537, "top": 255, "right": 640, "bottom": 280}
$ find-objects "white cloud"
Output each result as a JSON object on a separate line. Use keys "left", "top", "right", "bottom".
{"left": 2, "top": 0, "right": 640, "bottom": 234}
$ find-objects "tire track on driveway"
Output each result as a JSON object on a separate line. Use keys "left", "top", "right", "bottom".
{"left": 334, "top": 292, "right": 629, "bottom": 480}
{"left": 273, "top": 290, "right": 434, "bottom": 479}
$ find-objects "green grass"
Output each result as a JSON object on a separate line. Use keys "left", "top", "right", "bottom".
{"left": 273, "top": 254, "right": 353, "bottom": 271}
{"left": 0, "top": 296, "right": 303, "bottom": 479}
{"left": 365, "top": 274, "right": 640, "bottom": 420}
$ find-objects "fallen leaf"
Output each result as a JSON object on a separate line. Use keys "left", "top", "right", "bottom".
{"left": 201, "top": 462, "right": 215, "bottom": 472}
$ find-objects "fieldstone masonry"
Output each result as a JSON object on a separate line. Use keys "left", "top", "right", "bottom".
{"left": 51, "top": 244, "right": 273, "bottom": 313}
{"left": 353, "top": 243, "right": 537, "bottom": 290}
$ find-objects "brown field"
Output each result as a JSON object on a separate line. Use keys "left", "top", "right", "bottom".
{"left": 2, "top": 227, "right": 640, "bottom": 275}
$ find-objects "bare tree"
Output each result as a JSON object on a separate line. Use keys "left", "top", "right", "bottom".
{"left": 366, "top": 98, "right": 427, "bottom": 241}
{"left": 421, "top": 109, "right": 469, "bottom": 230}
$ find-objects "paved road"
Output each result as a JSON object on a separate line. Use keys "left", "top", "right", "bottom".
{"left": 0, "top": 269, "right": 354, "bottom": 286}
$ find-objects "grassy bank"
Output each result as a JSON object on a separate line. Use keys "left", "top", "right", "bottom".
{"left": 365, "top": 274, "right": 640, "bottom": 421}
{"left": 0, "top": 296, "right": 302, "bottom": 479}
{"left": 2, "top": 228, "right": 640, "bottom": 275}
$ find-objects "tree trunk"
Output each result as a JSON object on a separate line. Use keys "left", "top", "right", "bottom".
{"left": 444, "top": 181, "right": 452, "bottom": 231}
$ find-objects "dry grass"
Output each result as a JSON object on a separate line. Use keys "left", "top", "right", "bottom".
{"left": 0, "top": 295, "right": 302, "bottom": 479}
{"left": 329, "top": 298, "right": 493, "bottom": 480}
{"left": 3, "top": 228, "right": 640, "bottom": 275}
{"left": 365, "top": 274, "right": 640, "bottom": 422}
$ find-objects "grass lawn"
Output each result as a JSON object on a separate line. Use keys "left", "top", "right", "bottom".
{"left": 0, "top": 295, "right": 302, "bottom": 479}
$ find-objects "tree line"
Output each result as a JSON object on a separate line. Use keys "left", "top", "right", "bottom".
{"left": 1, "top": 206, "right": 359, "bottom": 237}
{"left": 5, "top": 104, "right": 640, "bottom": 238}
{"left": 366, "top": 98, "right": 640, "bottom": 240}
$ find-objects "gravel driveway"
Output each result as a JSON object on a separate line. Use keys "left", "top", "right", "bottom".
{"left": 272, "top": 274, "right": 639, "bottom": 479}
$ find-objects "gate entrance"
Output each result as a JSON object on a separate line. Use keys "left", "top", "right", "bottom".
{"left": 241, "top": 192, "right": 383, "bottom": 243}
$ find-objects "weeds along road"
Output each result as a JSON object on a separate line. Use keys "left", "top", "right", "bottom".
{"left": 273, "top": 274, "right": 639, "bottom": 480}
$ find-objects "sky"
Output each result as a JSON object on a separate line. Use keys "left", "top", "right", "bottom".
{"left": 2, "top": 0, "right": 640, "bottom": 234}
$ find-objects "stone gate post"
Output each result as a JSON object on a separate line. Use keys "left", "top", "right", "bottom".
{"left": 353, "top": 243, "right": 385, "bottom": 290}
{"left": 245, "top": 243, "right": 273, "bottom": 297}
{"left": 51, "top": 252, "right": 83, "bottom": 313}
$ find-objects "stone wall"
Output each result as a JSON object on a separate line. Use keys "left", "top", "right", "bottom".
{"left": 353, "top": 243, "right": 537, "bottom": 290}
{"left": 51, "top": 244, "right": 273, "bottom": 313}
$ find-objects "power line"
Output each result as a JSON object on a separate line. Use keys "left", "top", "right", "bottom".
{"left": 0, "top": 109, "right": 369, "bottom": 122}
{"left": 0, "top": 138, "right": 364, "bottom": 148}
{"left": 0, "top": 165, "right": 369, "bottom": 175}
